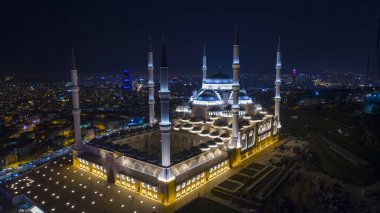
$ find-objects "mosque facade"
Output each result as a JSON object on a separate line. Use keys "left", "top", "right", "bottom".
{"left": 71, "top": 26, "right": 282, "bottom": 205}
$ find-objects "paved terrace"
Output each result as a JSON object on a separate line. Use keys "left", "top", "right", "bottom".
{"left": 1, "top": 137, "right": 292, "bottom": 213}
{"left": 0, "top": 152, "right": 235, "bottom": 213}
{"left": 2, "top": 153, "right": 163, "bottom": 213}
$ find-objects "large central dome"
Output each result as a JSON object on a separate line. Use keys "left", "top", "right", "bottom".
{"left": 204, "top": 72, "right": 233, "bottom": 84}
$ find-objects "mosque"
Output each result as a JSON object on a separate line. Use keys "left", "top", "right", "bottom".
{"left": 71, "top": 26, "right": 283, "bottom": 205}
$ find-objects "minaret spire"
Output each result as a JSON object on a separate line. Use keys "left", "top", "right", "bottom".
{"left": 202, "top": 43, "right": 207, "bottom": 82}
{"left": 234, "top": 24, "right": 239, "bottom": 45}
{"left": 274, "top": 36, "right": 282, "bottom": 128}
{"left": 148, "top": 36, "right": 153, "bottom": 52}
{"left": 147, "top": 36, "right": 155, "bottom": 125}
{"left": 161, "top": 34, "right": 168, "bottom": 68}
{"left": 231, "top": 25, "right": 240, "bottom": 150}
{"left": 70, "top": 49, "right": 83, "bottom": 151}
{"left": 158, "top": 35, "right": 173, "bottom": 182}
{"left": 71, "top": 48, "right": 77, "bottom": 70}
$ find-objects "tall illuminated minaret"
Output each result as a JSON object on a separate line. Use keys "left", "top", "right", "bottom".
{"left": 147, "top": 36, "right": 155, "bottom": 125}
{"left": 158, "top": 36, "right": 173, "bottom": 181}
{"left": 274, "top": 36, "right": 282, "bottom": 127}
{"left": 231, "top": 25, "right": 240, "bottom": 149}
{"left": 70, "top": 49, "right": 83, "bottom": 151}
{"left": 202, "top": 44, "right": 207, "bottom": 82}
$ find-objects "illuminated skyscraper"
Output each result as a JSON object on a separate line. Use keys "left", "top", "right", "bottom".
{"left": 292, "top": 68, "right": 297, "bottom": 85}
{"left": 123, "top": 69, "right": 132, "bottom": 91}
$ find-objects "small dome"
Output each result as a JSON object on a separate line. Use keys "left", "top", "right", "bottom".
{"left": 181, "top": 117, "right": 190, "bottom": 121}
{"left": 200, "top": 130, "right": 210, "bottom": 135}
{"left": 214, "top": 137, "right": 224, "bottom": 145}
{"left": 220, "top": 132, "right": 230, "bottom": 138}
{"left": 214, "top": 119, "right": 228, "bottom": 127}
{"left": 190, "top": 146, "right": 201, "bottom": 154}
{"left": 199, "top": 143, "right": 210, "bottom": 151}
{"left": 192, "top": 126, "right": 202, "bottom": 131}
{"left": 206, "top": 140, "right": 217, "bottom": 148}
{"left": 190, "top": 117, "right": 202, "bottom": 122}
{"left": 210, "top": 131, "right": 220, "bottom": 136}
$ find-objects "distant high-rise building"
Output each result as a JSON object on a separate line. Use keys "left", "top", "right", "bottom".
{"left": 369, "top": 19, "right": 380, "bottom": 82}
{"left": 292, "top": 68, "right": 297, "bottom": 84}
{"left": 123, "top": 69, "right": 132, "bottom": 91}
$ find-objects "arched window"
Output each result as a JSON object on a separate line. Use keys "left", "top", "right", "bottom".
{"left": 241, "top": 133, "right": 247, "bottom": 150}
{"left": 273, "top": 121, "right": 278, "bottom": 135}
{"left": 248, "top": 130, "right": 255, "bottom": 147}
{"left": 198, "top": 155, "right": 206, "bottom": 165}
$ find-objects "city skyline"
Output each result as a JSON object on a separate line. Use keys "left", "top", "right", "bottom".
{"left": 1, "top": 2, "right": 380, "bottom": 212}
{"left": 1, "top": 0, "right": 380, "bottom": 79}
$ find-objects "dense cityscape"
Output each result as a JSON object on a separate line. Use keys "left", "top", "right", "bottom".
{"left": 1, "top": 1, "right": 380, "bottom": 213}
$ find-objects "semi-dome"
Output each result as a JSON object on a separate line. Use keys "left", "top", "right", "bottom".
{"left": 228, "top": 91, "right": 253, "bottom": 104}
{"left": 229, "top": 91, "right": 251, "bottom": 100}
{"left": 194, "top": 90, "right": 221, "bottom": 101}
{"left": 193, "top": 89, "right": 223, "bottom": 106}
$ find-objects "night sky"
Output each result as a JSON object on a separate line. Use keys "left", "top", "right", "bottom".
{"left": 1, "top": 0, "right": 379, "bottom": 80}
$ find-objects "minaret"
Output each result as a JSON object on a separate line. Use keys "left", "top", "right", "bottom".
{"left": 70, "top": 49, "right": 83, "bottom": 150}
{"left": 158, "top": 35, "right": 173, "bottom": 182}
{"left": 147, "top": 36, "right": 155, "bottom": 125}
{"left": 202, "top": 44, "right": 207, "bottom": 82}
{"left": 231, "top": 25, "right": 240, "bottom": 149}
{"left": 274, "top": 36, "right": 282, "bottom": 127}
